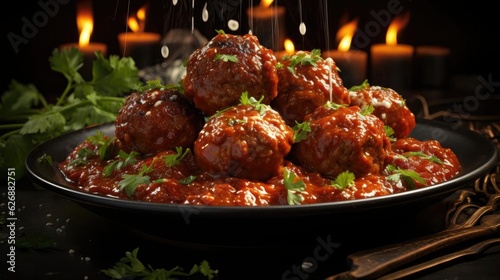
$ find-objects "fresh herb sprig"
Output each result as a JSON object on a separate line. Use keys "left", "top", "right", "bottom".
{"left": 284, "top": 168, "right": 306, "bottom": 205}
{"left": 101, "top": 247, "right": 217, "bottom": 280}
{"left": 0, "top": 48, "right": 140, "bottom": 179}
{"left": 285, "top": 49, "right": 323, "bottom": 74}
{"left": 385, "top": 164, "right": 426, "bottom": 189}
{"left": 330, "top": 170, "right": 355, "bottom": 190}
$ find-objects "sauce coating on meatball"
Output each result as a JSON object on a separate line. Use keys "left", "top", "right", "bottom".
{"left": 272, "top": 51, "right": 351, "bottom": 126}
{"left": 349, "top": 84, "right": 416, "bottom": 139}
{"left": 194, "top": 98, "right": 294, "bottom": 181}
{"left": 292, "top": 103, "right": 391, "bottom": 179}
{"left": 115, "top": 88, "right": 205, "bottom": 154}
{"left": 183, "top": 33, "right": 279, "bottom": 116}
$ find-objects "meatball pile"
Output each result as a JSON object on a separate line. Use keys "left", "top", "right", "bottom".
{"left": 104, "top": 32, "right": 460, "bottom": 205}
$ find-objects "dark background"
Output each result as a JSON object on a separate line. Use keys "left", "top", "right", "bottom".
{"left": 1, "top": 0, "right": 499, "bottom": 102}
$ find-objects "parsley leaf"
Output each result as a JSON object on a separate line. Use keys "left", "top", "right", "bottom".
{"left": 101, "top": 247, "right": 217, "bottom": 280}
{"left": 385, "top": 125, "right": 396, "bottom": 142}
{"left": 324, "top": 101, "right": 347, "bottom": 111}
{"left": 359, "top": 104, "right": 374, "bottom": 116}
{"left": 0, "top": 48, "right": 140, "bottom": 180}
{"left": 284, "top": 168, "right": 306, "bottom": 205}
{"left": 348, "top": 79, "right": 370, "bottom": 91}
{"left": 164, "top": 147, "right": 191, "bottom": 167}
{"left": 285, "top": 49, "right": 323, "bottom": 74}
{"left": 385, "top": 164, "right": 426, "bottom": 189}
{"left": 239, "top": 92, "right": 269, "bottom": 114}
{"left": 214, "top": 53, "right": 238, "bottom": 63}
{"left": 330, "top": 170, "right": 355, "bottom": 189}
{"left": 292, "top": 121, "right": 311, "bottom": 143}
{"left": 119, "top": 163, "right": 154, "bottom": 197}
{"left": 403, "top": 151, "right": 443, "bottom": 164}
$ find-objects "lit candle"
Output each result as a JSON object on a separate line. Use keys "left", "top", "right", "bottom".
{"left": 322, "top": 18, "right": 367, "bottom": 88}
{"left": 59, "top": 0, "right": 106, "bottom": 80}
{"left": 118, "top": 5, "right": 161, "bottom": 69}
{"left": 246, "top": 0, "right": 286, "bottom": 51}
{"left": 415, "top": 46, "right": 450, "bottom": 88}
{"left": 370, "top": 12, "right": 413, "bottom": 92}
{"left": 274, "top": 38, "right": 296, "bottom": 60}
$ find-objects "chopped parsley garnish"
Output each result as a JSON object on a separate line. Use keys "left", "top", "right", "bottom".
{"left": 164, "top": 147, "right": 191, "bottom": 167}
{"left": 36, "top": 153, "right": 53, "bottom": 165}
{"left": 214, "top": 53, "right": 238, "bottom": 63}
{"left": 324, "top": 101, "right": 347, "bottom": 111}
{"left": 284, "top": 168, "right": 306, "bottom": 205}
{"left": 136, "top": 79, "right": 184, "bottom": 94}
{"left": 385, "top": 164, "right": 426, "bottom": 189}
{"left": 215, "top": 29, "right": 226, "bottom": 35}
{"left": 119, "top": 162, "right": 155, "bottom": 197}
{"left": 292, "top": 121, "right": 311, "bottom": 143}
{"left": 69, "top": 147, "right": 96, "bottom": 166}
{"left": 179, "top": 175, "right": 197, "bottom": 185}
{"left": 348, "top": 79, "right": 370, "bottom": 91}
{"left": 385, "top": 125, "right": 396, "bottom": 142}
{"left": 101, "top": 247, "right": 217, "bottom": 280}
{"left": 403, "top": 151, "right": 443, "bottom": 164}
{"left": 227, "top": 118, "right": 247, "bottom": 126}
{"left": 330, "top": 170, "right": 355, "bottom": 189}
{"left": 285, "top": 49, "right": 323, "bottom": 74}
{"left": 239, "top": 92, "right": 269, "bottom": 115}
{"left": 359, "top": 104, "right": 374, "bottom": 116}
{"left": 86, "top": 130, "right": 117, "bottom": 161}
{"left": 103, "top": 150, "right": 140, "bottom": 177}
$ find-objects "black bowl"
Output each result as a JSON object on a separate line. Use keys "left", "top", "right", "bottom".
{"left": 25, "top": 118, "right": 498, "bottom": 248}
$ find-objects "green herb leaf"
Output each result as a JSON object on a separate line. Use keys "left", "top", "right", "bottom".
{"left": 359, "top": 104, "right": 374, "bottom": 116}
{"left": 292, "top": 121, "right": 311, "bottom": 143}
{"left": 348, "top": 79, "right": 370, "bottom": 91}
{"left": 239, "top": 92, "right": 268, "bottom": 114}
{"left": 385, "top": 164, "right": 426, "bottom": 189}
{"left": 285, "top": 49, "right": 323, "bottom": 74}
{"left": 101, "top": 247, "right": 217, "bottom": 280}
{"left": 119, "top": 161, "right": 155, "bottom": 196}
{"left": 164, "top": 147, "right": 191, "bottom": 167}
{"left": 215, "top": 29, "right": 226, "bottom": 35}
{"left": 284, "top": 168, "right": 306, "bottom": 205}
{"left": 403, "top": 151, "right": 443, "bottom": 164}
{"left": 179, "top": 175, "right": 197, "bottom": 185}
{"left": 0, "top": 48, "right": 139, "bottom": 180}
{"left": 324, "top": 101, "right": 347, "bottom": 111}
{"left": 214, "top": 53, "right": 238, "bottom": 63}
{"left": 385, "top": 125, "right": 396, "bottom": 141}
{"left": 330, "top": 170, "right": 355, "bottom": 189}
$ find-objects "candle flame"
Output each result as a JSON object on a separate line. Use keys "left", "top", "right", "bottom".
{"left": 386, "top": 12, "right": 410, "bottom": 46}
{"left": 284, "top": 39, "right": 295, "bottom": 53}
{"left": 336, "top": 18, "right": 358, "bottom": 52}
{"left": 260, "top": 0, "right": 274, "bottom": 8}
{"left": 128, "top": 5, "right": 147, "bottom": 32}
{"left": 76, "top": 0, "right": 94, "bottom": 47}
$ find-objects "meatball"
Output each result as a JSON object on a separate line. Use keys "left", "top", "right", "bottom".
{"left": 115, "top": 88, "right": 205, "bottom": 154}
{"left": 271, "top": 51, "right": 351, "bottom": 126}
{"left": 183, "top": 33, "right": 279, "bottom": 116}
{"left": 194, "top": 99, "right": 294, "bottom": 181}
{"left": 349, "top": 84, "right": 416, "bottom": 139}
{"left": 384, "top": 137, "right": 461, "bottom": 188}
{"left": 292, "top": 104, "right": 391, "bottom": 179}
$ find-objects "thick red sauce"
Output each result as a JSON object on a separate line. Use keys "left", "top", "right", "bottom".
{"left": 58, "top": 132, "right": 461, "bottom": 206}
{"left": 57, "top": 34, "right": 462, "bottom": 206}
